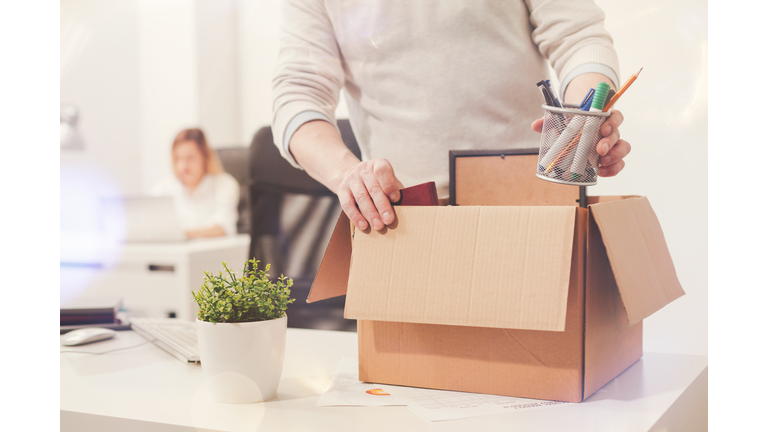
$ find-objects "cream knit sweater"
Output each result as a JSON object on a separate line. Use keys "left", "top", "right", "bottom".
{"left": 272, "top": 0, "right": 619, "bottom": 198}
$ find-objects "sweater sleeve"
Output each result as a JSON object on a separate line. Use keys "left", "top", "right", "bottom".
{"left": 272, "top": 0, "right": 345, "bottom": 168}
{"left": 525, "top": 0, "right": 620, "bottom": 93}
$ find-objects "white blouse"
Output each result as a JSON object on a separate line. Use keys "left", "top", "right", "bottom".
{"left": 151, "top": 173, "right": 240, "bottom": 235}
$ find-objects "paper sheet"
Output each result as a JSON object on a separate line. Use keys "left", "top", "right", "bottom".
{"left": 379, "top": 384, "right": 570, "bottom": 422}
{"left": 316, "top": 357, "right": 405, "bottom": 407}
{"left": 318, "top": 358, "right": 570, "bottom": 421}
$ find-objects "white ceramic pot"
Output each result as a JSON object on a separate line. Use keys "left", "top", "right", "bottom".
{"left": 196, "top": 315, "right": 287, "bottom": 404}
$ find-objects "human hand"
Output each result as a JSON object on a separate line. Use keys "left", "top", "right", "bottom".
{"left": 593, "top": 109, "right": 631, "bottom": 177}
{"left": 530, "top": 109, "right": 631, "bottom": 177}
{"left": 336, "top": 159, "right": 404, "bottom": 231}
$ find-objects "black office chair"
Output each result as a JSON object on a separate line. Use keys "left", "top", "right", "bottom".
{"left": 216, "top": 147, "right": 251, "bottom": 234}
{"left": 248, "top": 119, "right": 360, "bottom": 332}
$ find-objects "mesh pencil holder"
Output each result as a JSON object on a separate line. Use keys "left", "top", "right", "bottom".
{"left": 536, "top": 105, "right": 610, "bottom": 186}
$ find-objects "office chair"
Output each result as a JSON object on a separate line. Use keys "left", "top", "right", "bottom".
{"left": 216, "top": 147, "right": 251, "bottom": 234}
{"left": 248, "top": 119, "right": 361, "bottom": 332}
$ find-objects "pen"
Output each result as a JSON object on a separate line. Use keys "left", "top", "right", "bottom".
{"left": 539, "top": 116, "right": 586, "bottom": 171}
{"left": 602, "top": 67, "right": 642, "bottom": 112}
{"left": 570, "top": 82, "right": 610, "bottom": 179}
{"left": 545, "top": 130, "right": 583, "bottom": 174}
{"left": 579, "top": 88, "right": 595, "bottom": 110}
{"left": 537, "top": 80, "right": 566, "bottom": 133}
{"left": 536, "top": 80, "right": 556, "bottom": 107}
{"left": 545, "top": 80, "right": 563, "bottom": 108}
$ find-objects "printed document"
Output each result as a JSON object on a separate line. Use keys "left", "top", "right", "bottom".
{"left": 318, "top": 358, "right": 569, "bottom": 421}
{"left": 380, "top": 383, "right": 569, "bottom": 421}
{"left": 316, "top": 357, "right": 405, "bottom": 407}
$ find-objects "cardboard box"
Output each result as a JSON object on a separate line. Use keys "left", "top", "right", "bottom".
{"left": 308, "top": 183, "right": 684, "bottom": 402}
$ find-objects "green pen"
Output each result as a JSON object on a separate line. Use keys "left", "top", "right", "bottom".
{"left": 570, "top": 82, "right": 610, "bottom": 180}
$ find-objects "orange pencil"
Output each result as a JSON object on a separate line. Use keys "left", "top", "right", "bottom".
{"left": 545, "top": 130, "right": 583, "bottom": 173}
{"left": 602, "top": 67, "right": 643, "bottom": 112}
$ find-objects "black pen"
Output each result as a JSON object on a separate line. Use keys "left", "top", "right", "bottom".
{"left": 536, "top": 80, "right": 566, "bottom": 133}
{"left": 536, "top": 80, "right": 556, "bottom": 107}
{"left": 545, "top": 80, "right": 563, "bottom": 108}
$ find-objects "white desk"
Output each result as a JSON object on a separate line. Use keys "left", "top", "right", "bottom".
{"left": 61, "top": 233, "right": 250, "bottom": 320}
{"left": 60, "top": 329, "right": 707, "bottom": 432}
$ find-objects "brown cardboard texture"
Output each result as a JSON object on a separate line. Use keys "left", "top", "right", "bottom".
{"left": 309, "top": 196, "right": 683, "bottom": 402}
{"left": 344, "top": 206, "right": 576, "bottom": 332}
{"left": 454, "top": 153, "right": 581, "bottom": 206}
{"left": 589, "top": 197, "right": 685, "bottom": 325}
{"left": 307, "top": 212, "right": 352, "bottom": 303}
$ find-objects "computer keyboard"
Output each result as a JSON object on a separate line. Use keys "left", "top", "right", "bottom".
{"left": 129, "top": 317, "right": 200, "bottom": 364}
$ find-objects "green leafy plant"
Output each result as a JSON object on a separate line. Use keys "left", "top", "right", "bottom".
{"left": 192, "top": 259, "right": 295, "bottom": 323}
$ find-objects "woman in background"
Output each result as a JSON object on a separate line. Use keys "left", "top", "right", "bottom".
{"left": 152, "top": 128, "right": 239, "bottom": 238}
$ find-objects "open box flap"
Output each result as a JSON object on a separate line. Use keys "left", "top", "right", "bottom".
{"left": 343, "top": 206, "right": 577, "bottom": 331}
{"left": 306, "top": 212, "right": 352, "bottom": 303}
{"left": 589, "top": 196, "right": 685, "bottom": 325}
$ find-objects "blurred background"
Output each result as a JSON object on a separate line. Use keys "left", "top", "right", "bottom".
{"left": 59, "top": 0, "right": 707, "bottom": 355}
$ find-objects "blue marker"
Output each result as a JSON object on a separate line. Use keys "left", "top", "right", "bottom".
{"left": 579, "top": 88, "right": 595, "bottom": 111}
{"left": 580, "top": 93, "right": 595, "bottom": 111}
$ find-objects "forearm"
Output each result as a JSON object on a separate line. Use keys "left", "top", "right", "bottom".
{"left": 562, "top": 73, "right": 616, "bottom": 106}
{"left": 289, "top": 120, "right": 361, "bottom": 194}
{"left": 186, "top": 225, "right": 226, "bottom": 239}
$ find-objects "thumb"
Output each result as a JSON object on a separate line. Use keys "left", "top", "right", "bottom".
{"left": 531, "top": 117, "right": 544, "bottom": 133}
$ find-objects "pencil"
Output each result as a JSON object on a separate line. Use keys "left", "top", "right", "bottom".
{"left": 545, "top": 130, "right": 583, "bottom": 173}
{"left": 602, "top": 67, "right": 643, "bottom": 112}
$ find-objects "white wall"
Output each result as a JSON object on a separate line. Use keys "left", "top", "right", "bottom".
{"left": 237, "top": 0, "right": 280, "bottom": 146}
{"left": 61, "top": 0, "right": 707, "bottom": 355}
{"left": 137, "top": 0, "right": 243, "bottom": 191}
{"left": 236, "top": 0, "right": 348, "bottom": 147}
{"left": 61, "top": 0, "right": 244, "bottom": 230}
{"left": 136, "top": 0, "right": 199, "bottom": 192}
{"left": 590, "top": 0, "right": 707, "bottom": 357}
{"left": 61, "top": 0, "right": 143, "bottom": 233}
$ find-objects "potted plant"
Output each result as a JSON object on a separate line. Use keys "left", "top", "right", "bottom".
{"left": 192, "top": 258, "right": 295, "bottom": 403}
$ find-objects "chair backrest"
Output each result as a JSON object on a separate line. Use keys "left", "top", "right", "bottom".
{"left": 216, "top": 147, "right": 251, "bottom": 234}
{"left": 248, "top": 119, "right": 361, "bottom": 285}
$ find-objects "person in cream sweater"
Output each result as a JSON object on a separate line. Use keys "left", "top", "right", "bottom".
{"left": 273, "top": 0, "right": 631, "bottom": 232}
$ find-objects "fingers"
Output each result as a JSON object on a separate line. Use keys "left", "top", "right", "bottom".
{"left": 597, "top": 110, "right": 624, "bottom": 154}
{"left": 338, "top": 159, "right": 403, "bottom": 231}
{"left": 592, "top": 109, "right": 630, "bottom": 177}
{"left": 360, "top": 169, "right": 394, "bottom": 229}
{"left": 531, "top": 117, "right": 544, "bottom": 133}
{"left": 598, "top": 139, "right": 631, "bottom": 177}
{"left": 598, "top": 159, "right": 625, "bottom": 177}
{"left": 338, "top": 186, "right": 371, "bottom": 231}
{"left": 352, "top": 175, "right": 385, "bottom": 230}
{"left": 372, "top": 160, "right": 404, "bottom": 204}
{"left": 596, "top": 127, "right": 620, "bottom": 156}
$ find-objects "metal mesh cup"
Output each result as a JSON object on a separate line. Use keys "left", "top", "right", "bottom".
{"left": 536, "top": 105, "right": 610, "bottom": 186}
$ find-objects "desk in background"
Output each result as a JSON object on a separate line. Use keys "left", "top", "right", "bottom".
{"left": 61, "top": 232, "right": 250, "bottom": 320}
{"left": 60, "top": 328, "right": 707, "bottom": 432}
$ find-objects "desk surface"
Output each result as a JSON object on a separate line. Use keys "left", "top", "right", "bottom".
{"left": 61, "top": 232, "right": 250, "bottom": 260}
{"left": 61, "top": 329, "right": 707, "bottom": 432}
